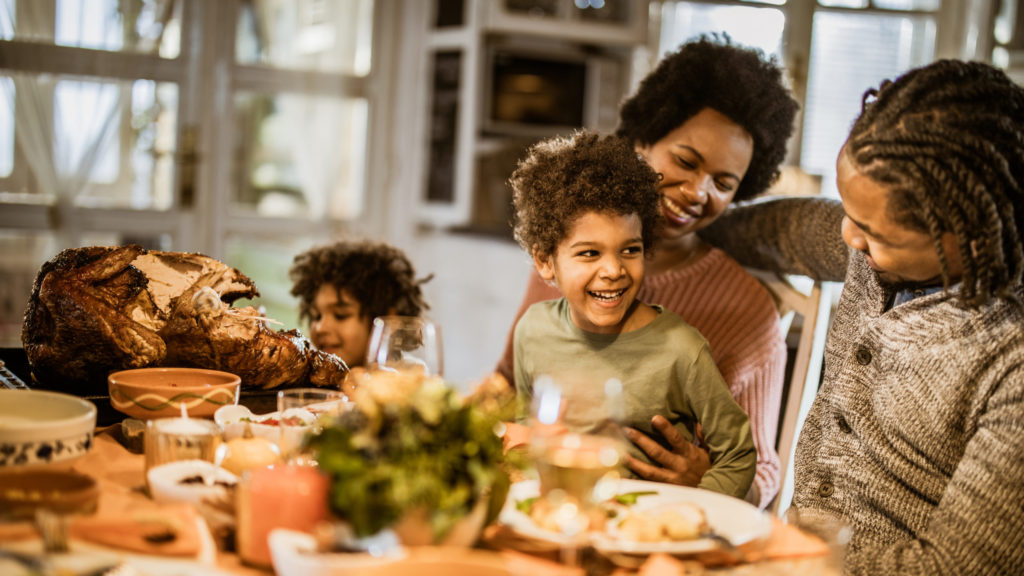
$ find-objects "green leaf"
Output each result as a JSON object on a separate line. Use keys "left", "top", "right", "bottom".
{"left": 515, "top": 496, "right": 538, "bottom": 514}
{"left": 612, "top": 491, "right": 659, "bottom": 506}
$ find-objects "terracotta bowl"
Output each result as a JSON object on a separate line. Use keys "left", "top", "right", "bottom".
{"left": 0, "top": 468, "right": 100, "bottom": 519}
{"left": 0, "top": 389, "right": 97, "bottom": 469}
{"left": 108, "top": 367, "right": 241, "bottom": 420}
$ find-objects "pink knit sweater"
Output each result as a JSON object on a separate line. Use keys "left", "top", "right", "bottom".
{"left": 496, "top": 248, "right": 786, "bottom": 509}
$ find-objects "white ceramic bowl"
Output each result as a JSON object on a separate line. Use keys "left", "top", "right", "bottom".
{"left": 0, "top": 390, "right": 97, "bottom": 469}
{"left": 147, "top": 459, "right": 238, "bottom": 507}
{"left": 214, "top": 404, "right": 315, "bottom": 443}
{"left": 269, "top": 529, "right": 406, "bottom": 576}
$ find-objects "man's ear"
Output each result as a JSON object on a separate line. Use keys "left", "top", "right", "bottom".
{"left": 533, "top": 249, "right": 555, "bottom": 282}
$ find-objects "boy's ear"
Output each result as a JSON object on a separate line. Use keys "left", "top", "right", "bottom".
{"left": 532, "top": 249, "right": 555, "bottom": 282}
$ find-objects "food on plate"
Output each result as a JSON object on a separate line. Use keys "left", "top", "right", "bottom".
{"left": 615, "top": 502, "right": 708, "bottom": 542}
{"left": 22, "top": 244, "right": 349, "bottom": 393}
{"left": 517, "top": 490, "right": 660, "bottom": 533}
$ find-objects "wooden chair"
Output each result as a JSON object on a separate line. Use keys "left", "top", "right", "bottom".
{"left": 748, "top": 270, "right": 834, "bottom": 517}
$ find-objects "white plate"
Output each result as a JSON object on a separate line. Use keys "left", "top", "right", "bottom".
{"left": 269, "top": 529, "right": 406, "bottom": 576}
{"left": 499, "top": 478, "right": 772, "bottom": 556}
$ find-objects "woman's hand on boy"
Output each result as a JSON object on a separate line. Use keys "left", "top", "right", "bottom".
{"left": 624, "top": 415, "right": 710, "bottom": 486}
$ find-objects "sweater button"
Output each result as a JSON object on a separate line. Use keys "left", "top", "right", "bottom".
{"left": 854, "top": 347, "right": 872, "bottom": 365}
{"left": 818, "top": 481, "right": 835, "bottom": 498}
{"left": 837, "top": 416, "right": 852, "bottom": 434}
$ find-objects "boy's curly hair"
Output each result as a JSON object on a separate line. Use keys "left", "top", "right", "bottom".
{"left": 511, "top": 131, "right": 661, "bottom": 259}
{"left": 289, "top": 240, "right": 430, "bottom": 325}
{"left": 616, "top": 33, "right": 798, "bottom": 202}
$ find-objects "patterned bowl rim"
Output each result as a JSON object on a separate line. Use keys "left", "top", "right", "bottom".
{"left": 107, "top": 367, "right": 242, "bottom": 389}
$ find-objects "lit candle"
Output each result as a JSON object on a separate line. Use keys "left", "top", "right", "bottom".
{"left": 237, "top": 464, "right": 329, "bottom": 567}
{"left": 144, "top": 417, "right": 221, "bottom": 474}
{"left": 157, "top": 417, "right": 213, "bottom": 435}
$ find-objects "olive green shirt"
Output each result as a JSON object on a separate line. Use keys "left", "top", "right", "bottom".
{"left": 513, "top": 298, "right": 756, "bottom": 499}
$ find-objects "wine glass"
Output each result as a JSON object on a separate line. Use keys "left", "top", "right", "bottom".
{"left": 528, "top": 376, "right": 627, "bottom": 565}
{"left": 365, "top": 316, "right": 443, "bottom": 378}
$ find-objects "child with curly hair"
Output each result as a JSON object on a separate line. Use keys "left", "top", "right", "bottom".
{"left": 511, "top": 131, "right": 755, "bottom": 499}
{"left": 289, "top": 240, "right": 431, "bottom": 370}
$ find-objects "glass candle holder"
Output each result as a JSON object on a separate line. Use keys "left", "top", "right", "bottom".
{"left": 144, "top": 417, "right": 222, "bottom": 476}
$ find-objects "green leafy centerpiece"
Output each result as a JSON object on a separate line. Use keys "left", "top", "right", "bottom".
{"left": 310, "top": 370, "right": 508, "bottom": 544}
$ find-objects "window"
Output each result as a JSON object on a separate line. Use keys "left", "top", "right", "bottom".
{"left": 657, "top": 0, "right": 941, "bottom": 196}
{"left": 0, "top": 0, "right": 383, "bottom": 346}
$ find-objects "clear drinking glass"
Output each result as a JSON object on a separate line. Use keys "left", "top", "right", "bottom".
{"left": 365, "top": 316, "right": 443, "bottom": 378}
{"left": 275, "top": 387, "right": 347, "bottom": 463}
{"left": 528, "top": 376, "right": 627, "bottom": 565}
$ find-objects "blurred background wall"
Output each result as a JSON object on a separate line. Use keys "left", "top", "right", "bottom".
{"left": 0, "top": 0, "right": 1019, "bottom": 388}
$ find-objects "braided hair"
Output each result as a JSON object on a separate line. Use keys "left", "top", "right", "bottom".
{"left": 845, "top": 59, "right": 1024, "bottom": 307}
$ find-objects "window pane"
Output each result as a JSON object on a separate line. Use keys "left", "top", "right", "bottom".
{"left": 0, "top": 230, "right": 58, "bottom": 347}
{"left": 817, "top": 0, "right": 868, "bottom": 9}
{"left": 800, "top": 11, "right": 935, "bottom": 194}
{"left": 232, "top": 92, "right": 368, "bottom": 220}
{"left": 3, "top": 73, "right": 177, "bottom": 208}
{"left": 872, "top": 0, "right": 940, "bottom": 11}
{"left": 55, "top": 78, "right": 179, "bottom": 210}
{"left": 659, "top": 2, "right": 786, "bottom": 58}
{"left": 224, "top": 234, "right": 316, "bottom": 331}
{"left": 0, "top": 77, "right": 12, "bottom": 177}
{"left": 236, "top": 0, "right": 374, "bottom": 76}
{"left": 3, "top": 0, "right": 180, "bottom": 57}
{"left": 56, "top": 80, "right": 121, "bottom": 185}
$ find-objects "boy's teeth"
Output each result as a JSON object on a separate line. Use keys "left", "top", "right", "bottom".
{"left": 589, "top": 289, "right": 625, "bottom": 301}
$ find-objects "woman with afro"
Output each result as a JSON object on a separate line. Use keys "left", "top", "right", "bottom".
{"left": 496, "top": 34, "right": 799, "bottom": 509}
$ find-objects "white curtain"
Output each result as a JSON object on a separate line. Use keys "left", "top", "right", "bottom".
{"left": 0, "top": 0, "right": 175, "bottom": 231}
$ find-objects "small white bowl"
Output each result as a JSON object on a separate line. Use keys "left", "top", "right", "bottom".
{"left": 269, "top": 529, "right": 406, "bottom": 576}
{"left": 147, "top": 459, "right": 238, "bottom": 507}
{"left": 0, "top": 390, "right": 97, "bottom": 469}
{"left": 214, "top": 405, "right": 316, "bottom": 443}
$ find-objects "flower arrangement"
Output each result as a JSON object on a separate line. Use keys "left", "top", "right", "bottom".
{"left": 310, "top": 369, "right": 509, "bottom": 542}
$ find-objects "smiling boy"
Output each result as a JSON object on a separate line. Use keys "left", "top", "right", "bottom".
{"left": 510, "top": 131, "right": 755, "bottom": 498}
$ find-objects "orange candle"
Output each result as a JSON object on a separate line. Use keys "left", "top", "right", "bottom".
{"left": 236, "top": 464, "right": 329, "bottom": 567}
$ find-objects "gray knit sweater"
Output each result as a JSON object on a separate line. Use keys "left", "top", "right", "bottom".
{"left": 703, "top": 197, "right": 1024, "bottom": 575}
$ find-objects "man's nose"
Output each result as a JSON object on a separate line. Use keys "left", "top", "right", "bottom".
{"left": 841, "top": 216, "right": 868, "bottom": 251}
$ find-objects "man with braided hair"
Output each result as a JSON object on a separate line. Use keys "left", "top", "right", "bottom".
{"left": 684, "top": 59, "right": 1024, "bottom": 574}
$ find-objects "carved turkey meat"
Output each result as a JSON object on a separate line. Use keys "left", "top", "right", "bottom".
{"left": 22, "top": 245, "right": 348, "bottom": 394}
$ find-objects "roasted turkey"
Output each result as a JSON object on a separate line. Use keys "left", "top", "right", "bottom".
{"left": 22, "top": 245, "right": 348, "bottom": 394}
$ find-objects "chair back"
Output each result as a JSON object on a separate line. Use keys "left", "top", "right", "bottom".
{"left": 747, "top": 270, "right": 833, "bottom": 517}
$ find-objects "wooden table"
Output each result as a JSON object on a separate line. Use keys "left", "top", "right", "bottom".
{"left": 1, "top": 423, "right": 837, "bottom": 576}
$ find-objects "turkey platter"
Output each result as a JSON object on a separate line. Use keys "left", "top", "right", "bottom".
{"left": 22, "top": 245, "right": 348, "bottom": 394}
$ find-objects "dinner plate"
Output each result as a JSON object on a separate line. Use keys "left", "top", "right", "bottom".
{"left": 499, "top": 478, "right": 772, "bottom": 556}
